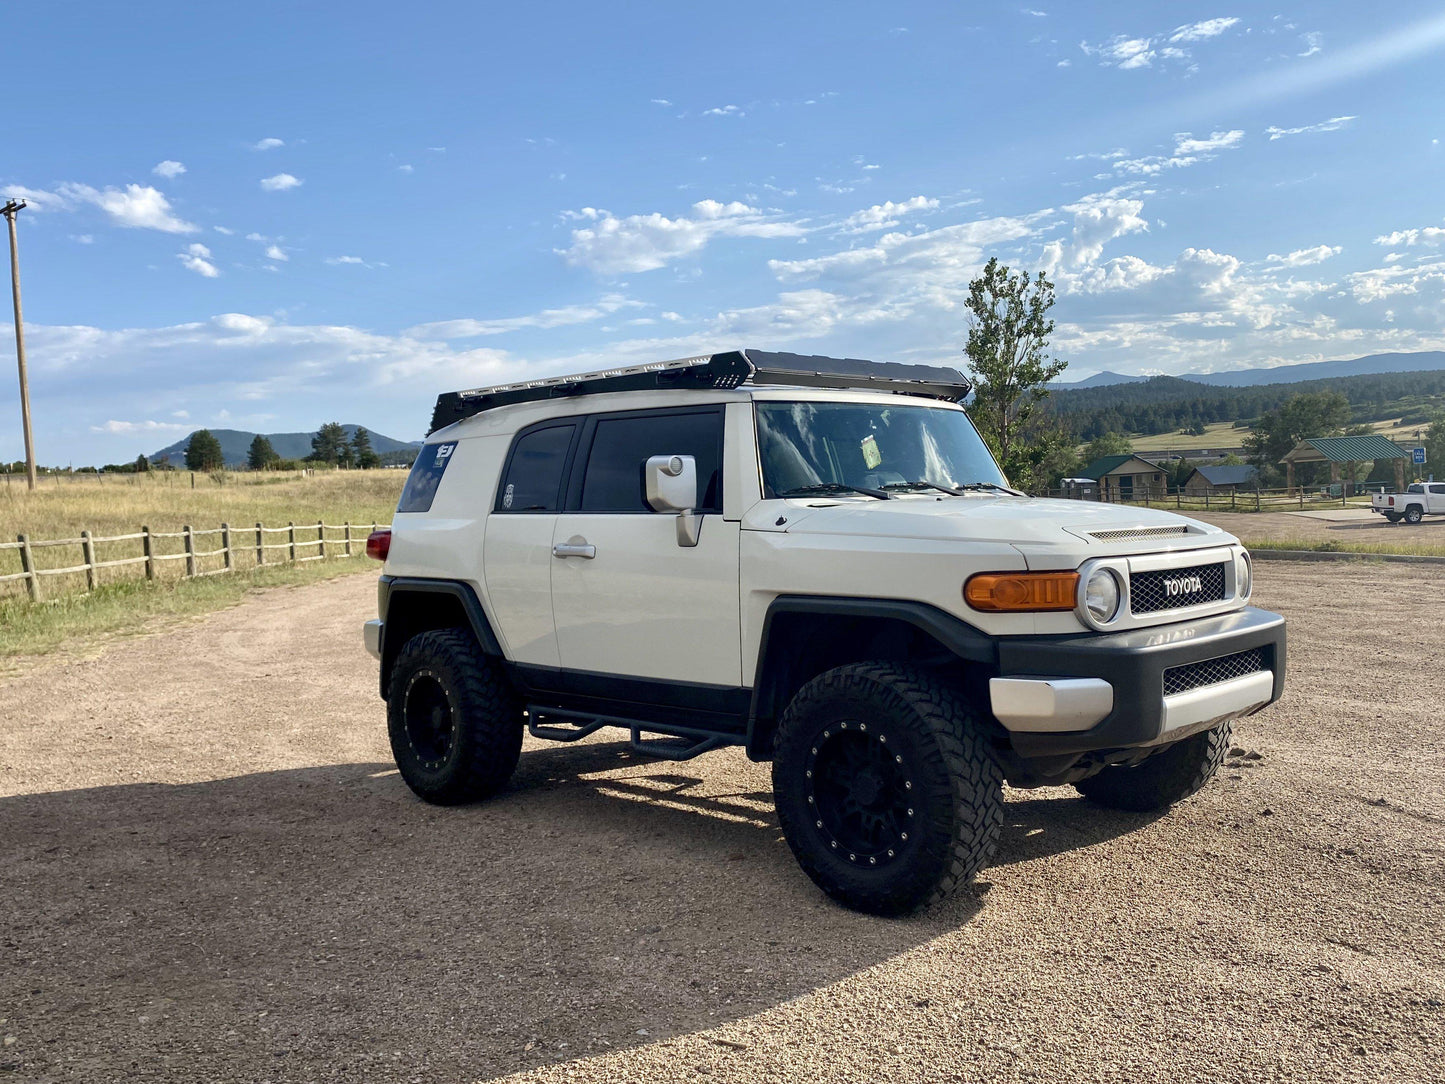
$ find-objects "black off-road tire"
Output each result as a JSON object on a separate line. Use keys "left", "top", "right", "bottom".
{"left": 387, "top": 628, "right": 523, "bottom": 805}
{"left": 772, "top": 662, "right": 1004, "bottom": 916}
{"left": 1404, "top": 505, "right": 1424, "bottom": 524}
{"left": 1074, "top": 720, "right": 1233, "bottom": 812}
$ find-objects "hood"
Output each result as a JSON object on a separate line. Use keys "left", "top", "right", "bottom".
{"left": 745, "top": 495, "right": 1235, "bottom": 564}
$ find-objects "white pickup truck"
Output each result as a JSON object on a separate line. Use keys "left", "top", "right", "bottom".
{"left": 1372, "top": 482, "right": 1445, "bottom": 524}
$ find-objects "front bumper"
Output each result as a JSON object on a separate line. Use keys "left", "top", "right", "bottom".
{"left": 989, "top": 606, "right": 1286, "bottom": 758}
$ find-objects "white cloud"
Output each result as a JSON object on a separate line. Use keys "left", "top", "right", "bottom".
{"left": 406, "top": 294, "right": 645, "bottom": 339}
{"left": 1113, "top": 130, "right": 1243, "bottom": 174}
{"left": 1298, "top": 31, "right": 1323, "bottom": 57}
{"left": 397, "top": 164, "right": 413, "bottom": 173}
{"left": 213, "top": 226, "right": 234, "bottom": 235}
{"left": 703, "top": 105, "right": 744, "bottom": 117}
{"left": 1168, "top": 17, "right": 1240, "bottom": 43}
{"left": 1265, "top": 115, "right": 1357, "bottom": 140}
{"left": 650, "top": 98, "right": 672, "bottom": 106}
{"left": 838, "top": 196, "right": 938, "bottom": 234}
{"left": 72, "top": 234, "right": 94, "bottom": 245}
{"left": 265, "top": 244, "right": 288, "bottom": 262}
{"left": 1374, "top": 226, "right": 1445, "bottom": 247}
{"left": 48, "top": 183, "right": 199, "bottom": 233}
{"left": 1266, "top": 245, "right": 1341, "bottom": 266}
{"left": 1022, "top": 9, "right": 1048, "bottom": 17}
{"left": 178, "top": 243, "right": 219, "bottom": 278}
{"left": 91, "top": 419, "right": 191, "bottom": 434}
{"left": 1082, "top": 16, "right": 1239, "bottom": 69}
{"left": 253, "top": 138, "right": 285, "bottom": 150}
{"left": 559, "top": 200, "right": 806, "bottom": 274}
{"left": 152, "top": 160, "right": 186, "bottom": 179}
{"left": 260, "top": 173, "right": 302, "bottom": 192}
{"left": 245, "top": 232, "right": 267, "bottom": 242}
{"left": 1040, "top": 194, "right": 1150, "bottom": 271}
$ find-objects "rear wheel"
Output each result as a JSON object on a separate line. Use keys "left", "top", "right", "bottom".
{"left": 1404, "top": 505, "right": 1424, "bottom": 524}
{"left": 1074, "top": 721, "right": 1232, "bottom": 812}
{"left": 1384, "top": 511, "right": 1402, "bottom": 523}
{"left": 772, "top": 662, "right": 1004, "bottom": 915}
{"left": 387, "top": 628, "right": 523, "bottom": 804}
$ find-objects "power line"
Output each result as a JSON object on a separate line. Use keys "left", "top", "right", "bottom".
{"left": 3, "top": 198, "right": 36, "bottom": 491}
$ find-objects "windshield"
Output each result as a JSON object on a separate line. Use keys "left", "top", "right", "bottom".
{"left": 756, "top": 401, "right": 1007, "bottom": 497}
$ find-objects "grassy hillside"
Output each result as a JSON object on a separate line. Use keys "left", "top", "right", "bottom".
{"left": 149, "top": 424, "right": 421, "bottom": 468}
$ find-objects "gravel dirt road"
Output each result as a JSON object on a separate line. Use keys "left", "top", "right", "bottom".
{"left": 2, "top": 566, "right": 1442, "bottom": 1083}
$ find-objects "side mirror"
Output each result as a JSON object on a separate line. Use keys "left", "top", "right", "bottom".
{"left": 645, "top": 454, "right": 702, "bottom": 547}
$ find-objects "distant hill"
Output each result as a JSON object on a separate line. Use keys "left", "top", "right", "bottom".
{"left": 151, "top": 425, "right": 421, "bottom": 468}
{"left": 1181, "top": 351, "right": 1445, "bottom": 387}
{"left": 1052, "top": 370, "right": 1149, "bottom": 389}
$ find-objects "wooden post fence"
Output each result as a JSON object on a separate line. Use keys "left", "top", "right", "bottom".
{"left": 288, "top": 522, "right": 296, "bottom": 561}
{"left": 81, "top": 529, "right": 97, "bottom": 591}
{"left": 317, "top": 519, "right": 326, "bottom": 559}
{"left": 222, "top": 523, "right": 233, "bottom": 571}
{"left": 344, "top": 522, "right": 352, "bottom": 556}
{"left": 184, "top": 525, "right": 196, "bottom": 577}
{"left": 18, "top": 533, "right": 39, "bottom": 601}
{"left": 142, "top": 526, "right": 156, "bottom": 580}
{"left": 255, "top": 522, "right": 265, "bottom": 565}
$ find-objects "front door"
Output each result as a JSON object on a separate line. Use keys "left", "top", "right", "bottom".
{"left": 550, "top": 406, "right": 742, "bottom": 688}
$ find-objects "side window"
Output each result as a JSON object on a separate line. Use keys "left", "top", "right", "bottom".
{"left": 495, "top": 424, "right": 575, "bottom": 512}
{"left": 1431, "top": 484, "right": 1445, "bottom": 495}
{"left": 578, "top": 410, "right": 723, "bottom": 513}
{"left": 397, "top": 441, "right": 459, "bottom": 514}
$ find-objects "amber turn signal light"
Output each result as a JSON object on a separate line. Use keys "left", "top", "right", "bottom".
{"left": 964, "top": 571, "right": 1079, "bottom": 612}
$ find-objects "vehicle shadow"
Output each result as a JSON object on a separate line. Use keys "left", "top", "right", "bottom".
{"left": 0, "top": 740, "right": 1156, "bottom": 1084}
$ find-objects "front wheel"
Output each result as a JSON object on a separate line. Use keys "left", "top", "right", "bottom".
{"left": 1074, "top": 721, "right": 1232, "bottom": 812}
{"left": 772, "top": 662, "right": 1004, "bottom": 916}
{"left": 387, "top": 628, "right": 523, "bottom": 805}
{"left": 1404, "top": 506, "right": 1424, "bottom": 524}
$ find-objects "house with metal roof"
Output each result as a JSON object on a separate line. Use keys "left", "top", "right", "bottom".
{"left": 1078, "top": 453, "right": 1168, "bottom": 501}
{"left": 1280, "top": 434, "right": 1410, "bottom": 492}
{"left": 1182, "top": 463, "right": 1260, "bottom": 496}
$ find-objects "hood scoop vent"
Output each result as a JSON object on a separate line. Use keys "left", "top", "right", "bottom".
{"left": 1087, "top": 525, "right": 1192, "bottom": 543}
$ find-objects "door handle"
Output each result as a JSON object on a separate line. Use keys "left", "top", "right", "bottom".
{"left": 552, "top": 541, "right": 596, "bottom": 559}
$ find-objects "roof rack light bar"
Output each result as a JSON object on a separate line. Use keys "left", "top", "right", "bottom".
{"left": 429, "top": 348, "right": 970, "bottom": 432}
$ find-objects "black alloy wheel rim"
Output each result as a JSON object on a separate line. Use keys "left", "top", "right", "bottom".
{"left": 804, "top": 719, "right": 915, "bottom": 867}
{"left": 403, "top": 670, "right": 455, "bottom": 769}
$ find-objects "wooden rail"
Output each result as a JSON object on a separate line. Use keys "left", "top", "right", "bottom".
{"left": 1, "top": 521, "right": 387, "bottom": 602}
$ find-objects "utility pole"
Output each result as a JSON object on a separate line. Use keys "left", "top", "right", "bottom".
{"left": 3, "top": 199, "right": 37, "bottom": 491}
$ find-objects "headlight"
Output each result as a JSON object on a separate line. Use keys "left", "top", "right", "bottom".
{"left": 1084, "top": 568, "right": 1121, "bottom": 624}
{"left": 1236, "top": 551, "right": 1252, "bottom": 599}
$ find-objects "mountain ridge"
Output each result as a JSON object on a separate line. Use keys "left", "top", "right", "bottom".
{"left": 150, "top": 425, "right": 421, "bottom": 468}
{"left": 1055, "top": 350, "right": 1445, "bottom": 389}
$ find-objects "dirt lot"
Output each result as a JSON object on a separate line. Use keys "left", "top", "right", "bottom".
{"left": 2, "top": 567, "right": 1442, "bottom": 1083}
{"left": 1192, "top": 509, "right": 1445, "bottom": 547}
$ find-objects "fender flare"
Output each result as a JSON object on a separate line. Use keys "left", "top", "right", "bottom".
{"left": 379, "top": 577, "right": 503, "bottom": 696}
{"left": 744, "top": 595, "right": 998, "bottom": 760}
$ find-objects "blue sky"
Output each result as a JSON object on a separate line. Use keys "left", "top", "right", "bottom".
{"left": 4, "top": 1, "right": 1445, "bottom": 464}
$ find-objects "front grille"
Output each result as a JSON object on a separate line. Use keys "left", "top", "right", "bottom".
{"left": 1130, "top": 562, "right": 1227, "bottom": 614}
{"left": 1089, "top": 525, "right": 1189, "bottom": 543}
{"left": 1163, "top": 649, "right": 1266, "bottom": 697}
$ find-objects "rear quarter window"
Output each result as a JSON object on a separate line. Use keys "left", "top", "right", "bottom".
{"left": 397, "top": 441, "right": 459, "bottom": 513}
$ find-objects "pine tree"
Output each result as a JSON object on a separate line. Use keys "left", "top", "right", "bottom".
{"left": 352, "top": 427, "right": 381, "bottom": 469}
{"left": 134, "top": 454, "right": 151, "bottom": 473}
{"left": 184, "top": 429, "right": 225, "bottom": 471}
{"left": 247, "top": 434, "right": 279, "bottom": 470}
{"left": 309, "top": 422, "right": 351, "bottom": 466}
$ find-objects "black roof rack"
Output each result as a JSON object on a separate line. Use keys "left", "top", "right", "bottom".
{"left": 428, "top": 348, "right": 971, "bottom": 432}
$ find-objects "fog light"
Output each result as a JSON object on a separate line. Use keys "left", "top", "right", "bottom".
{"left": 1085, "top": 568, "right": 1121, "bottom": 623}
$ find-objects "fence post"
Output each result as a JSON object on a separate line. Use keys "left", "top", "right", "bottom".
{"left": 344, "top": 522, "right": 352, "bottom": 556}
{"left": 142, "top": 526, "right": 155, "bottom": 580}
{"left": 184, "top": 525, "right": 196, "bottom": 577}
{"left": 81, "top": 529, "right": 97, "bottom": 591}
{"left": 222, "top": 523, "right": 232, "bottom": 571}
{"left": 317, "top": 519, "right": 326, "bottom": 559}
{"left": 1256, "top": 491, "right": 1261, "bottom": 513}
{"left": 288, "top": 522, "right": 296, "bottom": 562}
{"left": 190, "top": 472, "right": 195, "bottom": 490}
{"left": 1232, "top": 490, "right": 1237, "bottom": 511}
{"left": 17, "top": 534, "right": 40, "bottom": 602}
{"left": 255, "top": 522, "right": 265, "bottom": 565}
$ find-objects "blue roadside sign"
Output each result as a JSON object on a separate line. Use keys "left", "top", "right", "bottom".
{"left": 1413, "top": 447, "right": 1427, "bottom": 464}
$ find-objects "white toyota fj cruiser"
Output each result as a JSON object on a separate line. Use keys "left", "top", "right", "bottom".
{"left": 364, "top": 350, "right": 1286, "bottom": 914}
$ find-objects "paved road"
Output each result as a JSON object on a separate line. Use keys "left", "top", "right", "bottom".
{"left": 1, "top": 567, "right": 1441, "bottom": 1083}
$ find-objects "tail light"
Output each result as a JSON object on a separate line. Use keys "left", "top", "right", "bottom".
{"left": 366, "top": 529, "right": 391, "bottom": 561}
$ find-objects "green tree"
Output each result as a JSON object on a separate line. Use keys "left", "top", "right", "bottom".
{"left": 1243, "top": 390, "right": 1351, "bottom": 484}
{"left": 309, "top": 422, "right": 352, "bottom": 466}
{"left": 184, "top": 429, "right": 225, "bottom": 471}
{"left": 352, "top": 426, "right": 381, "bottom": 469}
{"left": 1082, "top": 431, "right": 1132, "bottom": 464}
{"left": 962, "top": 257, "right": 1067, "bottom": 487}
{"left": 247, "top": 434, "right": 279, "bottom": 471}
{"left": 1422, "top": 413, "right": 1445, "bottom": 481}
{"left": 134, "top": 454, "right": 150, "bottom": 473}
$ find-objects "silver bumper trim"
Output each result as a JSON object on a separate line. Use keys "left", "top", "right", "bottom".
{"left": 363, "top": 619, "right": 383, "bottom": 660}
{"left": 1160, "top": 670, "right": 1273, "bottom": 736}
{"left": 989, "top": 677, "right": 1115, "bottom": 733}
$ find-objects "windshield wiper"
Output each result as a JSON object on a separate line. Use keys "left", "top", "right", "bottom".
{"left": 956, "top": 481, "right": 1027, "bottom": 497}
{"left": 779, "top": 482, "right": 892, "bottom": 500}
{"left": 881, "top": 480, "right": 963, "bottom": 496}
